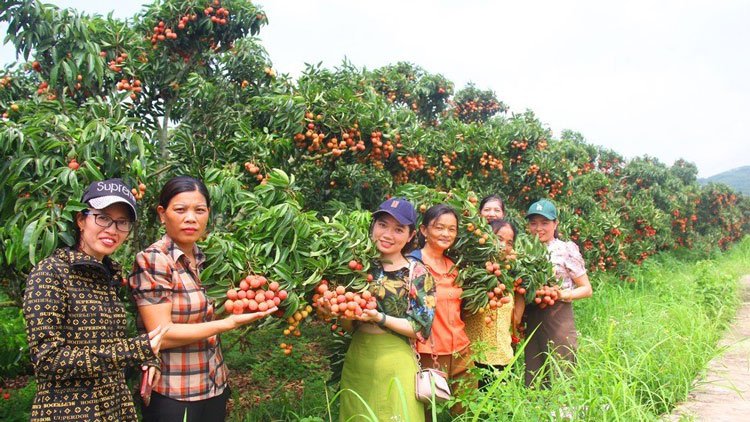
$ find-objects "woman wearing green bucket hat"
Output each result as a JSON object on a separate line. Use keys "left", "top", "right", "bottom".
{"left": 523, "top": 199, "right": 592, "bottom": 388}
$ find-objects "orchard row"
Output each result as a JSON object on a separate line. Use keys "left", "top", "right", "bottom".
{"left": 1, "top": 0, "right": 747, "bottom": 316}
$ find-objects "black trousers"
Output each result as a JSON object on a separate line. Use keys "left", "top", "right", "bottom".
{"left": 474, "top": 362, "right": 508, "bottom": 390}
{"left": 142, "top": 388, "right": 230, "bottom": 422}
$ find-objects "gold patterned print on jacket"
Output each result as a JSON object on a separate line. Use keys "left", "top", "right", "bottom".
{"left": 23, "top": 248, "right": 156, "bottom": 421}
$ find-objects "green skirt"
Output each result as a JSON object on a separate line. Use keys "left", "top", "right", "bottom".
{"left": 339, "top": 330, "right": 425, "bottom": 422}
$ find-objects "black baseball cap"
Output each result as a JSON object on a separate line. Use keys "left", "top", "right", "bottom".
{"left": 81, "top": 179, "right": 138, "bottom": 220}
{"left": 373, "top": 197, "right": 417, "bottom": 226}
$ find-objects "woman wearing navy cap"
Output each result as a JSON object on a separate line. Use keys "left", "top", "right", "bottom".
{"left": 338, "top": 197, "right": 437, "bottom": 422}
{"left": 23, "top": 179, "right": 168, "bottom": 421}
{"left": 524, "top": 199, "right": 592, "bottom": 388}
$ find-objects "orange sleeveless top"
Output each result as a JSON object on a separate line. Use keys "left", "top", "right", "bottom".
{"left": 416, "top": 259, "right": 470, "bottom": 355}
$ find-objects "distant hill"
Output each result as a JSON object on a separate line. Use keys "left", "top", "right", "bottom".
{"left": 699, "top": 166, "right": 750, "bottom": 195}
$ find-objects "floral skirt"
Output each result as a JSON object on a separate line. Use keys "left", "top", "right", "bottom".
{"left": 339, "top": 330, "right": 425, "bottom": 422}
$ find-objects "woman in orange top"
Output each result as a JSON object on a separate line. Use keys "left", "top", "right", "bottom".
{"left": 409, "top": 204, "right": 471, "bottom": 415}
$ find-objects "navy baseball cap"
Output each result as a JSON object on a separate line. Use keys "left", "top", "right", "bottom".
{"left": 373, "top": 197, "right": 417, "bottom": 226}
{"left": 81, "top": 179, "right": 138, "bottom": 220}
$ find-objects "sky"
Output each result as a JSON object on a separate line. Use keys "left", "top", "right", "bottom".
{"left": 2, "top": 0, "right": 748, "bottom": 178}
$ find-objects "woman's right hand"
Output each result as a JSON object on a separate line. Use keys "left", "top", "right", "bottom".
{"left": 226, "top": 307, "right": 278, "bottom": 329}
{"left": 147, "top": 325, "right": 170, "bottom": 355}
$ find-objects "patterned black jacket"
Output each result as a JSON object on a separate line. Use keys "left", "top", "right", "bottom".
{"left": 23, "top": 248, "right": 156, "bottom": 421}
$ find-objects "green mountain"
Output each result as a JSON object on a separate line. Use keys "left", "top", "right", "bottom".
{"left": 700, "top": 166, "right": 750, "bottom": 195}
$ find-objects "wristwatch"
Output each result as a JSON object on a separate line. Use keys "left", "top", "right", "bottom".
{"left": 377, "top": 312, "right": 387, "bottom": 327}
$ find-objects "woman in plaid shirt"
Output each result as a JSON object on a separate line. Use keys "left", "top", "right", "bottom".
{"left": 129, "top": 176, "right": 276, "bottom": 421}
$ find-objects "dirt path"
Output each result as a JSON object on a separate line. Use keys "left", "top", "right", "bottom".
{"left": 668, "top": 275, "right": 750, "bottom": 421}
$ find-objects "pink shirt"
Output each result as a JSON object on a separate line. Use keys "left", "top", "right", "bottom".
{"left": 547, "top": 238, "right": 587, "bottom": 289}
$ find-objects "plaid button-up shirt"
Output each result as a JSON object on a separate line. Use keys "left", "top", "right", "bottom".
{"left": 129, "top": 235, "right": 227, "bottom": 401}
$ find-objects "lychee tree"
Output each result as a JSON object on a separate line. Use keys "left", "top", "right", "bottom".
{"left": 0, "top": 0, "right": 748, "bottom": 319}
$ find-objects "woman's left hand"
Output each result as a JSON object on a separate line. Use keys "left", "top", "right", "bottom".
{"left": 142, "top": 364, "right": 161, "bottom": 387}
{"left": 140, "top": 364, "right": 160, "bottom": 406}
{"left": 356, "top": 309, "right": 382, "bottom": 324}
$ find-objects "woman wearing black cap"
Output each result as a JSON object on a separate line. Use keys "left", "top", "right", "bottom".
{"left": 22, "top": 178, "right": 169, "bottom": 422}
{"left": 337, "top": 197, "right": 437, "bottom": 422}
{"left": 524, "top": 199, "right": 592, "bottom": 388}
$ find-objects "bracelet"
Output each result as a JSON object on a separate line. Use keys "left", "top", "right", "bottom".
{"left": 377, "top": 313, "right": 387, "bottom": 327}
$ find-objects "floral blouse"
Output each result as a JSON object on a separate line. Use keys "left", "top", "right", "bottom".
{"left": 547, "top": 238, "right": 587, "bottom": 290}
{"left": 367, "top": 259, "right": 436, "bottom": 342}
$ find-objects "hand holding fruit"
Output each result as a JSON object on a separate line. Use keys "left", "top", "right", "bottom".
{"left": 226, "top": 306, "right": 278, "bottom": 329}
{"left": 533, "top": 284, "right": 560, "bottom": 309}
{"left": 312, "top": 282, "right": 378, "bottom": 320}
{"left": 223, "top": 274, "right": 289, "bottom": 315}
{"left": 356, "top": 308, "right": 382, "bottom": 324}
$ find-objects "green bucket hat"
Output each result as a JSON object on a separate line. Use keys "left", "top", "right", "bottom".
{"left": 526, "top": 199, "right": 557, "bottom": 220}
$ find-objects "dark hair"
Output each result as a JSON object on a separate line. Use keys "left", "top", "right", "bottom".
{"left": 371, "top": 213, "right": 418, "bottom": 254}
{"left": 69, "top": 213, "right": 83, "bottom": 250}
{"left": 159, "top": 176, "right": 211, "bottom": 209}
{"left": 490, "top": 219, "right": 517, "bottom": 243}
{"left": 526, "top": 213, "right": 560, "bottom": 239}
{"left": 479, "top": 195, "right": 506, "bottom": 215}
{"left": 70, "top": 208, "right": 130, "bottom": 251}
{"left": 417, "top": 204, "right": 460, "bottom": 249}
